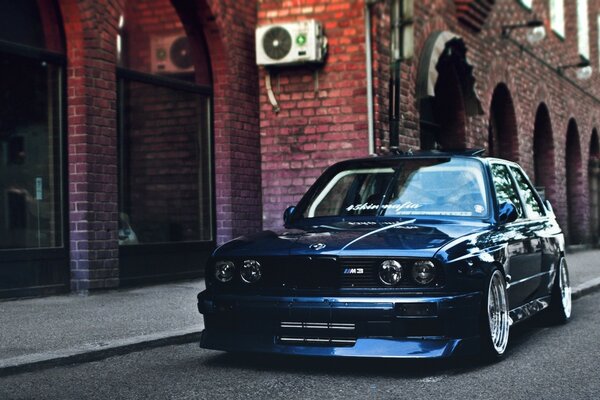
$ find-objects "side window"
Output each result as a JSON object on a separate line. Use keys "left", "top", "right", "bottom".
{"left": 491, "top": 164, "right": 523, "bottom": 219}
{"left": 510, "top": 166, "right": 545, "bottom": 218}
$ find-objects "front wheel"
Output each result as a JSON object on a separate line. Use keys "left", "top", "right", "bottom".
{"left": 481, "top": 269, "right": 510, "bottom": 359}
{"left": 547, "top": 258, "right": 572, "bottom": 324}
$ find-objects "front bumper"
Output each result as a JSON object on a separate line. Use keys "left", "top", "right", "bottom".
{"left": 197, "top": 291, "right": 482, "bottom": 358}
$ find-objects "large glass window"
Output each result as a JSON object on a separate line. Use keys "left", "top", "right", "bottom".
{"left": 518, "top": 0, "right": 533, "bottom": 10}
{"left": 549, "top": 0, "right": 566, "bottom": 38}
{"left": 117, "top": 0, "right": 213, "bottom": 246}
{"left": 0, "top": 1, "right": 64, "bottom": 250}
{"left": 577, "top": 0, "right": 590, "bottom": 60}
{"left": 119, "top": 78, "right": 212, "bottom": 244}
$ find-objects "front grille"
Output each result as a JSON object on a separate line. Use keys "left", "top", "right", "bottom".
{"left": 277, "top": 321, "right": 357, "bottom": 347}
{"left": 219, "top": 256, "right": 441, "bottom": 290}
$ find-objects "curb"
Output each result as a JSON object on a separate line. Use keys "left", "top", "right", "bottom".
{"left": 0, "top": 328, "right": 201, "bottom": 377}
{"left": 2, "top": 280, "right": 600, "bottom": 377}
{"left": 572, "top": 277, "right": 600, "bottom": 300}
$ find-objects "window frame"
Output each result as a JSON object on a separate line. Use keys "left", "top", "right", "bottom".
{"left": 0, "top": 40, "right": 68, "bottom": 253}
{"left": 508, "top": 165, "right": 547, "bottom": 220}
{"left": 116, "top": 67, "right": 215, "bottom": 248}
{"left": 577, "top": 0, "right": 590, "bottom": 60}
{"left": 549, "top": 0, "right": 566, "bottom": 39}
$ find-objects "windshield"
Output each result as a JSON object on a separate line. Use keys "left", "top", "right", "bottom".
{"left": 301, "top": 158, "right": 489, "bottom": 219}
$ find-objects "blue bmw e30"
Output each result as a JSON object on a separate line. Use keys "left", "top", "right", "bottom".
{"left": 197, "top": 150, "right": 572, "bottom": 359}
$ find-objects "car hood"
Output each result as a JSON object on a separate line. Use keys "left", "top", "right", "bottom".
{"left": 214, "top": 219, "right": 490, "bottom": 259}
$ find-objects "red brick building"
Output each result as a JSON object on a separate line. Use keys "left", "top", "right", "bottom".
{"left": 1, "top": 0, "right": 599, "bottom": 298}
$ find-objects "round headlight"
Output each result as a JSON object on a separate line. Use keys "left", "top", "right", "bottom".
{"left": 412, "top": 260, "right": 436, "bottom": 285}
{"left": 214, "top": 261, "right": 235, "bottom": 283}
{"left": 379, "top": 260, "right": 403, "bottom": 286}
{"left": 241, "top": 259, "right": 262, "bottom": 283}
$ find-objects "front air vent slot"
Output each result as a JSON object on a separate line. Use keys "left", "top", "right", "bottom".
{"left": 277, "top": 321, "right": 357, "bottom": 346}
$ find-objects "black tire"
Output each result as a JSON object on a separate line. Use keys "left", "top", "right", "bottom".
{"left": 546, "top": 257, "right": 572, "bottom": 324}
{"left": 480, "top": 269, "right": 510, "bottom": 360}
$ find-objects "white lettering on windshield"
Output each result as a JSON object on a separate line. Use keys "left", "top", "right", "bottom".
{"left": 346, "top": 201, "right": 422, "bottom": 212}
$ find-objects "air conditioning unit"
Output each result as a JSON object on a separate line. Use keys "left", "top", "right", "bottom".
{"left": 256, "top": 20, "right": 327, "bottom": 66}
{"left": 150, "top": 34, "right": 194, "bottom": 74}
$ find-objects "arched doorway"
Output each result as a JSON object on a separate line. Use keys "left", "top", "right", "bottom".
{"left": 533, "top": 103, "right": 555, "bottom": 204}
{"left": 566, "top": 120, "right": 585, "bottom": 244}
{"left": 117, "top": 0, "right": 214, "bottom": 285}
{"left": 0, "top": 0, "right": 68, "bottom": 298}
{"left": 416, "top": 32, "right": 483, "bottom": 150}
{"left": 589, "top": 129, "right": 600, "bottom": 243}
{"left": 488, "top": 84, "right": 518, "bottom": 161}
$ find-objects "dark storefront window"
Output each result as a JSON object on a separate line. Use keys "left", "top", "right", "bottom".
{"left": 0, "top": 0, "right": 67, "bottom": 296}
{"left": 0, "top": 53, "right": 63, "bottom": 249}
{"left": 117, "top": 0, "right": 214, "bottom": 252}
{"left": 119, "top": 78, "right": 212, "bottom": 244}
{"left": 0, "top": 0, "right": 65, "bottom": 251}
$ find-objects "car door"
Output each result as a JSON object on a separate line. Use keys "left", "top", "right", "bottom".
{"left": 508, "top": 165, "right": 550, "bottom": 299}
{"left": 490, "top": 163, "right": 540, "bottom": 308}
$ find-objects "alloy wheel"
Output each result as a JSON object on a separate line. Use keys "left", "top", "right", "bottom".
{"left": 487, "top": 270, "right": 510, "bottom": 355}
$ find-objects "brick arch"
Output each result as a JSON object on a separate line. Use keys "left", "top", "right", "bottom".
{"left": 566, "top": 119, "right": 586, "bottom": 244}
{"left": 488, "top": 83, "right": 519, "bottom": 162}
{"left": 533, "top": 103, "right": 556, "bottom": 204}
{"left": 176, "top": 0, "right": 261, "bottom": 243}
{"left": 415, "top": 30, "right": 482, "bottom": 150}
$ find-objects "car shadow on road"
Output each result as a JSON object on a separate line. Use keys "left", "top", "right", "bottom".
{"left": 199, "top": 312, "right": 562, "bottom": 379}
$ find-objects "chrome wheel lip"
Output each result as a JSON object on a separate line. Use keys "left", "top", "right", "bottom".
{"left": 559, "top": 259, "right": 572, "bottom": 319}
{"left": 488, "top": 270, "right": 510, "bottom": 355}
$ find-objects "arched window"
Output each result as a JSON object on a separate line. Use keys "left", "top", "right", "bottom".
{"left": 117, "top": 0, "right": 214, "bottom": 282}
{"left": 0, "top": 0, "right": 67, "bottom": 296}
{"left": 0, "top": 1, "right": 65, "bottom": 251}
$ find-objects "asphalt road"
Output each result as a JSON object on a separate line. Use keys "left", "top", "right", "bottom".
{"left": 2, "top": 292, "right": 600, "bottom": 400}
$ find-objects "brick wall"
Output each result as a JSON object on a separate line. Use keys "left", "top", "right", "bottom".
{"left": 58, "top": 0, "right": 262, "bottom": 292}
{"left": 257, "top": 0, "right": 600, "bottom": 243}
{"left": 258, "top": 0, "right": 372, "bottom": 229}
{"left": 52, "top": 0, "right": 600, "bottom": 293}
{"left": 192, "top": 0, "right": 262, "bottom": 244}
{"left": 59, "top": 0, "right": 121, "bottom": 292}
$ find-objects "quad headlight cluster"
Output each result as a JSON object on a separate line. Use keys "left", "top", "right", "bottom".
{"left": 378, "top": 259, "right": 436, "bottom": 286}
{"left": 214, "top": 260, "right": 262, "bottom": 284}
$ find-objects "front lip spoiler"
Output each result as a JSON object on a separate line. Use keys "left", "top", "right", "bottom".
{"left": 198, "top": 291, "right": 482, "bottom": 358}
{"left": 200, "top": 332, "right": 480, "bottom": 359}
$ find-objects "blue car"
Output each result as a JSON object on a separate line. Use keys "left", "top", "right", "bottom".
{"left": 197, "top": 150, "right": 572, "bottom": 359}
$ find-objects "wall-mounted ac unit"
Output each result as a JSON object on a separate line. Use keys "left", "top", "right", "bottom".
{"left": 150, "top": 34, "right": 194, "bottom": 74}
{"left": 256, "top": 20, "right": 327, "bottom": 66}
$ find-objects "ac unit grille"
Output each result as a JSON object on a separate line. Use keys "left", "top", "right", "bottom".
{"left": 262, "top": 27, "right": 292, "bottom": 60}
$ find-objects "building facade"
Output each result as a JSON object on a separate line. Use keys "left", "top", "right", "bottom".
{"left": 1, "top": 0, "right": 599, "bottom": 298}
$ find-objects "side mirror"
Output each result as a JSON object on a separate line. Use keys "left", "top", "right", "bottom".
{"left": 498, "top": 201, "right": 519, "bottom": 224}
{"left": 283, "top": 206, "right": 296, "bottom": 225}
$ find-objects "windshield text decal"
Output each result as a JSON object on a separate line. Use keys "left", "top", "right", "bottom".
{"left": 346, "top": 201, "right": 422, "bottom": 213}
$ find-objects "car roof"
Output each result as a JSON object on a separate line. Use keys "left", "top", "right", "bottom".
{"left": 332, "top": 149, "right": 515, "bottom": 166}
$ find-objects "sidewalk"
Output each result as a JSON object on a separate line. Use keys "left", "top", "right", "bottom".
{"left": 1, "top": 249, "right": 599, "bottom": 376}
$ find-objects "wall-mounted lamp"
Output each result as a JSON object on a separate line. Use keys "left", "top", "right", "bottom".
{"left": 501, "top": 20, "right": 546, "bottom": 45}
{"left": 557, "top": 59, "right": 593, "bottom": 80}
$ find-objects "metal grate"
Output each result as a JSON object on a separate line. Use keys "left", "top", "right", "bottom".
{"left": 277, "top": 321, "right": 357, "bottom": 347}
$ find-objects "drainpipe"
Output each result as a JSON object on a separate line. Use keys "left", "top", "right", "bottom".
{"left": 365, "top": 0, "right": 377, "bottom": 155}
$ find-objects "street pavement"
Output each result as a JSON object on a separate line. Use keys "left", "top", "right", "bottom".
{"left": 2, "top": 290, "right": 600, "bottom": 399}
{"left": 0, "top": 248, "right": 599, "bottom": 376}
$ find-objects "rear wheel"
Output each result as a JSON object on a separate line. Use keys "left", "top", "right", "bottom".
{"left": 481, "top": 269, "right": 510, "bottom": 359}
{"left": 547, "top": 258, "right": 572, "bottom": 324}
